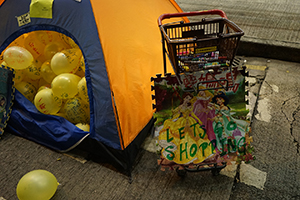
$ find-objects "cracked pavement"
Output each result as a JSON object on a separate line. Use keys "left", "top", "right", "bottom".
{"left": 230, "top": 57, "right": 300, "bottom": 199}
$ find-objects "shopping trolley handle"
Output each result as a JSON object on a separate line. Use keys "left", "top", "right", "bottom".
{"left": 158, "top": 9, "right": 227, "bottom": 26}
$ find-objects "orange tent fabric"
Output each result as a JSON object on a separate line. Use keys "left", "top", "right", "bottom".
{"left": 91, "top": 0, "right": 184, "bottom": 149}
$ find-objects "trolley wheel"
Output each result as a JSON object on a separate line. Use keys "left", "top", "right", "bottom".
{"left": 176, "top": 168, "right": 187, "bottom": 177}
{"left": 211, "top": 168, "right": 221, "bottom": 176}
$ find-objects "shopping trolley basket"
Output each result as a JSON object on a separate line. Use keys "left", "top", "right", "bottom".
{"left": 158, "top": 9, "right": 244, "bottom": 91}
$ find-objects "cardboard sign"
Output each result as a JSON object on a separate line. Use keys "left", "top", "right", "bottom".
{"left": 152, "top": 67, "right": 254, "bottom": 169}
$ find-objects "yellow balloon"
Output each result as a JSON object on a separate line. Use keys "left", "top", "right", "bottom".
{"left": 53, "top": 112, "right": 67, "bottom": 118}
{"left": 77, "top": 77, "right": 89, "bottom": 103}
{"left": 38, "top": 78, "right": 51, "bottom": 89}
{"left": 59, "top": 33, "right": 79, "bottom": 48}
{"left": 22, "top": 76, "right": 40, "bottom": 90}
{"left": 16, "top": 169, "right": 58, "bottom": 200}
{"left": 63, "top": 96, "right": 90, "bottom": 124}
{"left": 75, "top": 56, "right": 85, "bottom": 77}
{"left": 13, "top": 69, "right": 25, "bottom": 84}
{"left": 1, "top": 61, "right": 8, "bottom": 67}
{"left": 25, "top": 59, "right": 42, "bottom": 80}
{"left": 51, "top": 73, "right": 81, "bottom": 99}
{"left": 40, "top": 60, "right": 57, "bottom": 83}
{"left": 44, "top": 42, "right": 67, "bottom": 60}
{"left": 3, "top": 46, "right": 34, "bottom": 70}
{"left": 50, "top": 48, "right": 82, "bottom": 75}
{"left": 15, "top": 81, "right": 37, "bottom": 102}
{"left": 34, "top": 30, "right": 61, "bottom": 45}
{"left": 24, "top": 33, "right": 46, "bottom": 59}
{"left": 36, "top": 54, "right": 47, "bottom": 64}
{"left": 34, "top": 88, "right": 62, "bottom": 114}
{"left": 75, "top": 123, "right": 90, "bottom": 132}
{"left": 38, "top": 85, "right": 50, "bottom": 92}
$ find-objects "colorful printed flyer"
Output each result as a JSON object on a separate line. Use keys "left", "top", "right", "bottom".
{"left": 152, "top": 67, "right": 254, "bottom": 170}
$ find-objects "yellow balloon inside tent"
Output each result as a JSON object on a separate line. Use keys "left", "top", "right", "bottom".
{"left": 15, "top": 81, "right": 37, "bottom": 102}
{"left": 50, "top": 48, "right": 82, "bottom": 75}
{"left": 14, "top": 69, "right": 25, "bottom": 84}
{"left": 34, "top": 88, "right": 62, "bottom": 115}
{"left": 75, "top": 56, "right": 85, "bottom": 77}
{"left": 25, "top": 59, "right": 42, "bottom": 80}
{"left": 44, "top": 42, "right": 68, "bottom": 60}
{"left": 51, "top": 73, "right": 81, "bottom": 99}
{"left": 23, "top": 33, "right": 46, "bottom": 59}
{"left": 59, "top": 33, "right": 79, "bottom": 49}
{"left": 34, "top": 30, "right": 62, "bottom": 46}
{"left": 77, "top": 77, "right": 89, "bottom": 103}
{"left": 40, "top": 60, "right": 57, "bottom": 83}
{"left": 75, "top": 123, "right": 90, "bottom": 132}
{"left": 63, "top": 96, "right": 90, "bottom": 124}
{"left": 3, "top": 46, "right": 34, "bottom": 70}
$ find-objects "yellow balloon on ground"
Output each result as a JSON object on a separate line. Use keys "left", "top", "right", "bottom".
{"left": 15, "top": 81, "right": 37, "bottom": 102}
{"left": 51, "top": 73, "right": 81, "bottom": 99}
{"left": 76, "top": 123, "right": 90, "bottom": 132}
{"left": 16, "top": 169, "right": 58, "bottom": 200}
{"left": 40, "top": 60, "right": 57, "bottom": 83}
{"left": 25, "top": 60, "right": 42, "bottom": 80}
{"left": 50, "top": 48, "right": 82, "bottom": 75}
{"left": 13, "top": 69, "right": 25, "bottom": 84}
{"left": 3, "top": 46, "right": 34, "bottom": 70}
{"left": 44, "top": 42, "right": 67, "bottom": 60}
{"left": 77, "top": 77, "right": 89, "bottom": 103}
{"left": 34, "top": 88, "right": 62, "bottom": 114}
{"left": 63, "top": 96, "right": 90, "bottom": 124}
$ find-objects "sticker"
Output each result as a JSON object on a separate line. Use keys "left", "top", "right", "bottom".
{"left": 16, "top": 13, "right": 31, "bottom": 27}
{"left": 195, "top": 46, "right": 217, "bottom": 54}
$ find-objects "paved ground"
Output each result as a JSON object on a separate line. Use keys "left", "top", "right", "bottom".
{"left": 176, "top": 0, "right": 300, "bottom": 62}
{"left": 1, "top": 0, "right": 300, "bottom": 199}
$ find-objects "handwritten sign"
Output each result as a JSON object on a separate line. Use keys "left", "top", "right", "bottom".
{"left": 152, "top": 68, "right": 254, "bottom": 169}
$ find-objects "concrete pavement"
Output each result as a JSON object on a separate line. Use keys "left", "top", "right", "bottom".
{"left": 176, "top": 0, "right": 300, "bottom": 63}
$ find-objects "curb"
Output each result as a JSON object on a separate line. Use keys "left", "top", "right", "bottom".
{"left": 237, "top": 37, "right": 300, "bottom": 63}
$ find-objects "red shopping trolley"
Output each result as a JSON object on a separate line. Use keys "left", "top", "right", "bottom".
{"left": 152, "top": 10, "right": 252, "bottom": 177}
{"left": 158, "top": 9, "right": 244, "bottom": 92}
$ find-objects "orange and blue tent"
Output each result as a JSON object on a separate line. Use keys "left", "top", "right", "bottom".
{"left": 0, "top": 0, "right": 184, "bottom": 174}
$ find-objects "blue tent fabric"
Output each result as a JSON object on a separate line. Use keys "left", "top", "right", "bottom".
{"left": 7, "top": 90, "right": 89, "bottom": 152}
{"left": 0, "top": 0, "right": 121, "bottom": 150}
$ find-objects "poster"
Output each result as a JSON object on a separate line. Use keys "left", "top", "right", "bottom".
{"left": 152, "top": 67, "right": 254, "bottom": 170}
{"left": 0, "top": 64, "right": 14, "bottom": 135}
